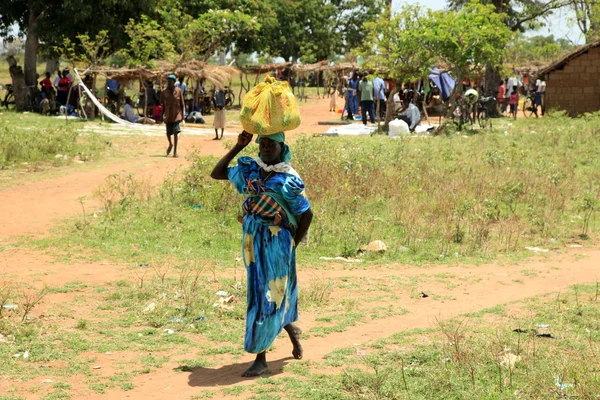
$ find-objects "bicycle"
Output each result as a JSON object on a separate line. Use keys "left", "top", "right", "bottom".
{"left": 223, "top": 86, "right": 235, "bottom": 107}
{"left": 2, "top": 84, "right": 15, "bottom": 109}
{"left": 452, "top": 98, "right": 475, "bottom": 130}
{"left": 477, "top": 96, "right": 495, "bottom": 129}
{"left": 24, "top": 85, "right": 42, "bottom": 113}
{"left": 522, "top": 94, "right": 538, "bottom": 118}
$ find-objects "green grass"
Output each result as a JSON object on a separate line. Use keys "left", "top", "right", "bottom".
{"left": 0, "top": 113, "right": 109, "bottom": 168}
{"left": 29, "top": 111, "right": 600, "bottom": 269}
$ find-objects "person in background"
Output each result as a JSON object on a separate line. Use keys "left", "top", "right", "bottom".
{"left": 161, "top": 74, "right": 185, "bottom": 157}
{"left": 347, "top": 71, "right": 359, "bottom": 117}
{"left": 53, "top": 71, "right": 61, "bottom": 93}
{"left": 358, "top": 73, "right": 375, "bottom": 125}
{"left": 535, "top": 78, "right": 546, "bottom": 116}
{"left": 64, "top": 68, "right": 74, "bottom": 84}
{"left": 497, "top": 80, "right": 506, "bottom": 115}
{"left": 57, "top": 70, "right": 71, "bottom": 106}
{"left": 372, "top": 73, "right": 386, "bottom": 120}
{"left": 508, "top": 85, "right": 519, "bottom": 120}
{"left": 121, "top": 96, "right": 140, "bottom": 123}
{"left": 106, "top": 78, "right": 120, "bottom": 103}
{"left": 39, "top": 72, "right": 54, "bottom": 99}
{"left": 152, "top": 104, "right": 163, "bottom": 123}
{"left": 175, "top": 77, "right": 187, "bottom": 96}
{"left": 397, "top": 99, "right": 421, "bottom": 132}
{"left": 213, "top": 88, "right": 227, "bottom": 140}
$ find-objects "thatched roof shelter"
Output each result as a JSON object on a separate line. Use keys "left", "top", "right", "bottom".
{"left": 513, "top": 61, "right": 547, "bottom": 77}
{"left": 329, "top": 62, "right": 357, "bottom": 73}
{"left": 84, "top": 61, "right": 240, "bottom": 89}
{"left": 291, "top": 60, "right": 329, "bottom": 74}
{"left": 240, "top": 62, "right": 293, "bottom": 75}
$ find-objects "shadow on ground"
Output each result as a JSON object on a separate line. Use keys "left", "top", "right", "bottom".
{"left": 183, "top": 356, "right": 293, "bottom": 387}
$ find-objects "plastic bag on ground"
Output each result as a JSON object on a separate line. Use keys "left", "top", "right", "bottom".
{"left": 240, "top": 76, "right": 301, "bottom": 135}
{"left": 388, "top": 119, "right": 410, "bottom": 137}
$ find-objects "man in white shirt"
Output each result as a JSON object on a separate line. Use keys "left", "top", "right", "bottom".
{"left": 372, "top": 74, "right": 386, "bottom": 120}
{"left": 505, "top": 76, "right": 521, "bottom": 98}
{"left": 121, "top": 97, "right": 140, "bottom": 123}
{"left": 397, "top": 100, "right": 421, "bottom": 131}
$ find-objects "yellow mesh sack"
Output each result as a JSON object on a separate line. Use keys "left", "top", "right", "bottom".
{"left": 240, "top": 76, "right": 301, "bottom": 135}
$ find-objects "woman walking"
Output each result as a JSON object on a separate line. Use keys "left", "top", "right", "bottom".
{"left": 211, "top": 131, "right": 313, "bottom": 377}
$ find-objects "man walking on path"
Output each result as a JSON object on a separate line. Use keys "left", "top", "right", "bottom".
{"left": 161, "top": 74, "right": 185, "bottom": 158}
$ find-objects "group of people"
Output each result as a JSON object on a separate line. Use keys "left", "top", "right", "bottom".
{"left": 36, "top": 68, "right": 76, "bottom": 114}
{"left": 496, "top": 74, "right": 546, "bottom": 119}
{"left": 335, "top": 70, "right": 422, "bottom": 131}
{"left": 341, "top": 70, "right": 387, "bottom": 125}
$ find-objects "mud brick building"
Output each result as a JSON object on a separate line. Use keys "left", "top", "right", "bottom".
{"left": 538, "top": 39, "right": 600, "bottom": 116}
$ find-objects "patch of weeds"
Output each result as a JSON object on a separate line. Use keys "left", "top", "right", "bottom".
{"left": 464, "top": 304, "right": 506, "bottom": 318}
{"left": 51, "top": 383, "right": 71, "bottom": 390}
{"left": 519, "top": 269, "right": 539, "bottom": 277}
{"left": 174, "top": 357, "right": 211, "bottom": 371}
{"left": 88, "top": 383, "right": 108, "bottom": 394}
{"left": 190, "top": 390, "right": 215, "bottom": 399}
{"left": 309, "top": 312, "right": 364, "bottom": 337}
{"left": 202, "top": 345, "right": 244, "bottom": 356}
{"left": 75, "top": 319, "right": 88, "bottom": 330}
{"left": 43, "top": 392, "right": 71, "bottom": 400}
{"left": 282, "top": 360, "right": 312, "bottom": 376}
{"left": 221, "top": 385, "right": 247, "bottom": 396}
{"left": 141, "top": 354, "right": 169, "bottom": 368}
{"left": 48, "top": 281, "right": 88, "bottom": 293}
{"left": 301, "top": 278, "right": 334, "bottom": 309}
{"left": 513, "top": 279, "right": 524, "bottom": 283}
{"left": 323, "top": 346, "right": 355, "bottom": 367}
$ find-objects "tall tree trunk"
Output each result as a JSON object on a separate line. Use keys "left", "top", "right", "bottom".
{"left": 384, "top": 82, "right": 400, "bottom": 129}
{"left": 24, "top": 11, "right": 40, "bottom": 87}
{"left": 484, "top": 63, "right": 502, "bottom": 117}
{"left": 45, "top": 58, "right": 59, "bottom": 74}
{"left": 7, "top": 56, "right": 26, "bottom": 112}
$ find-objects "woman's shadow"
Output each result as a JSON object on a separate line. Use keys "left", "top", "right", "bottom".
{"left": 179, "top": 357, "right": 293, "bottom": 387}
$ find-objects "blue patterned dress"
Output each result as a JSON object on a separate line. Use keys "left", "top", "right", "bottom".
{"left": 228, "top": 156, "right": 310, "bottom": 353}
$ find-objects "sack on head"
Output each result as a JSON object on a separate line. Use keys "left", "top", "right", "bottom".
{"left": 240, "top": 76, "right": 301, "bottom": 136}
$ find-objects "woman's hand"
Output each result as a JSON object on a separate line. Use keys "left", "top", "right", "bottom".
{"left": 237, "top": 131, "right": 253, "bottom": 148}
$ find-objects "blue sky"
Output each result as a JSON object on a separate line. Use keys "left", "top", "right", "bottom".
{"left": 392, "top": 0, "right": 585, "bottom": 44}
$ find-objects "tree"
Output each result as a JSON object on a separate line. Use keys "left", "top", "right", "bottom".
{"left": 419, "top": 1, "right": 511, "bottom": 114}
{"left": 504, "top": 33, "right": 576, "bottom": 64}
{"left": 358, "top": 4, "right": 436, "bottom": 127}
{"left": 0, "top": 0, "right": 156, "bottom": 106}
{"left": 448, "top": 0, "right": 570, "bottom": 100}
{"left": 570, "top": 0, "right": 600, "bottom": 42}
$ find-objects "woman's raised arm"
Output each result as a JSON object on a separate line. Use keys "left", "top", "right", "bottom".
{"left": 210, "top": 131, "right": 253, "bottom": 180}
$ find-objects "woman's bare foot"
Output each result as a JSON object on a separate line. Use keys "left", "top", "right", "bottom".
{"left": 242, "top": 352, "right": 268, "bottom": 377}
{"left": 284, "top": 324, "right": 303, "bottom": 359}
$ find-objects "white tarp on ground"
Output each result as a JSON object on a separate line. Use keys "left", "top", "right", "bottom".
{"left": 74, "top": 68, "right": 142, "bottom": 128}
{"left": 82, "top": 123, "right": 237, "bottom": 137}
{"left": 324, "top": 124, "right": 377, "bottom": 136}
